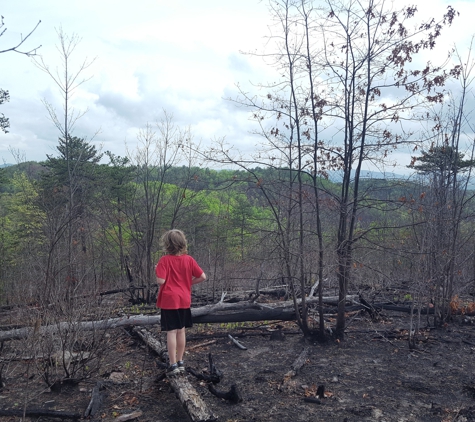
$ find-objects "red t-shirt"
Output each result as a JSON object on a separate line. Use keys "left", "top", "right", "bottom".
{"left": 155, "top": 254, "right": 203, "bottom": 309}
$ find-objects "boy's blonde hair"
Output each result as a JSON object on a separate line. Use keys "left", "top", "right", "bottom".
{"left": 161, "top": 229, "right": 188, "bottom": 255}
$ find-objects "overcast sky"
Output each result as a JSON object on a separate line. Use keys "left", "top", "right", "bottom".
{"left": 1, "top": 0, "right": 474, "bottom": 173}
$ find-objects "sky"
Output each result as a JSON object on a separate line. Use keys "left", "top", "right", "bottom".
{"left": 1, "top": 0, "right": 475, "bottom": 173}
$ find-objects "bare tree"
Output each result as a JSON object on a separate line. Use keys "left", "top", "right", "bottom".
{"left": 0, "top": 16, "right": 41, "bottom": 56}
{"left": 407, "top": 43, "right": 475, "bottom": 326}
{"left": 219, "top": 0, "right": 459, "bottom": 337}
{"left": 125, "top": 112, "right": 198, "bottom": 302}
{"left": 33, "top": 26, "right": 95, "bottom": 141}
{"left": 32, "top": 27, "right": 99, "bottom": 303}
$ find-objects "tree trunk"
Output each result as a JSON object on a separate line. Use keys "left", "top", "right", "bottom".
{"left": 133, "top": 327, "right": 217, "bottom": 422}
{"left": 0, "top": 295, "right": 355, "bottom": 342}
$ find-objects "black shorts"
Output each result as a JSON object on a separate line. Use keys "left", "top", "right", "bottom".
{"left": 160, "top": 308, "right": 193, "bottom": 331}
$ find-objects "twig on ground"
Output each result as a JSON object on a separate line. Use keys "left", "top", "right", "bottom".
{"left": 228, "top": 334, "right": 247, "bottom": 350}
{"left": 187, "top": 339, "right": 218, "bottom": 351}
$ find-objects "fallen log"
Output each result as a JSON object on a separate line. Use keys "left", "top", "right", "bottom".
{"left": 115, "top": 410, "right": 143, "bottom": 422}
{"left": 303, "top": 397, "right": 322, "bottom": 405}
{"left": 345, "top": 303, "right": 437, "bottom": 314}
{"left": 0, "top": 304, "right": 278, "bottom": 342}
{"left": 0, "top": 295, "right": 355, "bottom": 342}
{"left": 0, "top": 409, "right": 81, "bottom": 419}
{"left": 132, "top": 326, "right": 168, "bottom": 363}
{"left": 133, "top": 327, "right": 216, "bottom": 422}
{"left": 168, "top": 375, "right": 217, "bottom": 422}
{"left": 99, "top": 286, "right": 144, "bottom": 296}
{"left": 196, "top": 307, "right": 296, "bottom": 323}
{"left": 187, "top": 339, "right": 218, "bottom": 351}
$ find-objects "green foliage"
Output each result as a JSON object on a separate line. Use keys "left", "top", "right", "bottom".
{"left": 1, "top": 172, "right": 46, "bottom": 260}
{"left": 410, "top": 146, "right": 475, "bottom": 176}
{"left": 44, "top": 135, "right": 102, "bottom": 186}
{"left": 2, "top": 156, "right": 475, "bottom": 310}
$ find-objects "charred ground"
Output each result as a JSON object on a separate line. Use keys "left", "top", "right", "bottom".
{"left": 1, "top": 307, "right": 475, "bottom": 422}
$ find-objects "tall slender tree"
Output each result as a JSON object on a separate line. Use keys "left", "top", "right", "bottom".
{"left": 222, "top": 0, "right": 459, "bottom": 336}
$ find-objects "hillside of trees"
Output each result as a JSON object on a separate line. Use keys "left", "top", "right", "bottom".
{"left": 1, "top": 139, "right": 474, "bottom": 337}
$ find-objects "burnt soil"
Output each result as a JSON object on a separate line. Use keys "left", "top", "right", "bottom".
{"left": 1, "top": 309, "right": 475, "bottom": 422}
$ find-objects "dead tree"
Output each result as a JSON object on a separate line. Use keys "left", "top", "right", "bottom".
{"left": 133, "top": 327, "right": 216, "bottom": 422}
{"left": 0, "top": 294, "right": 358, "bottom": 342}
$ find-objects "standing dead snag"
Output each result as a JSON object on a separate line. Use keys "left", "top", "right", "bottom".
{"left": 132, "top": 327, "right": 217, "bottom": 422}
{"left": 84, "top": 381, "right": 104, "bottom": 418}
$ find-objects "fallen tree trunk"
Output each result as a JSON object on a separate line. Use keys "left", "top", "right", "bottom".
{"left": 0, "top": 295, "right": 353, "bottom": 342}
{"left": 0, "top": 409, "right": 81, "bottom": 419}
{"left": 345, "top": 303, "right": 439, "bottom": 314}
{"left": 133, "top": 327, "right": 217, "bottom": 422}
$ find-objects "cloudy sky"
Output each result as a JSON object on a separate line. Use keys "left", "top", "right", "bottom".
{"left": 1, "top": 0, "right": 474, "bottom": 172}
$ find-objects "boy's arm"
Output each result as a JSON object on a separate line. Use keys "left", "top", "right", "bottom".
{"left": 192, "top": 272, "right": 206, "bottom": 285}
{"left": 156, "top": 277, "right": 166, "bottom": 285}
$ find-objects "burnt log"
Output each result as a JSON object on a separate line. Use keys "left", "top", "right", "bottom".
{"left": 133, "top": 327, "right": 216, "bottom": 422}
{"left": 195, "top": 307, "right": 296, "bottom": 323}
{"left": 208, "top": 384, "right": 242, "bottom": 404}
{"left": 303, "top": 397, "right": 322, "bottom": 404}
{"left": 207, "top": 352, "right": 223, "bottom": 383}
{"left": 317, "top": 384, "right": 325, "bottom": 398}
{"left": 359, "top": 294, "right": 379, "bottom": 320}
{"left": 115, "top": 410, "right": 143, "bottom": 421}
{"left": 84, "top": 381, "right": 104, "bottom": 417}
{"left": 0, "top": 295, "right": 356, "bottom": 342}
{"left": 345, "top": 303, "right": 438, "bottom": 314}
{"left": 168, "top": 375, "right": 217, "bottom": 422}
{"left": 0, "top": 409, "right": 81, "bottom": 419}
{"left": 0, "top": 301, "right": 289, "bottom": 342}
{"left": 187, "top": 367, "right": 220, "bottom": 384}
{"left": 188, "top": 352, "right": 222, "bottom": 385}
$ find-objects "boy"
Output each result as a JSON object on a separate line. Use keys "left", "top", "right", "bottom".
{"left": 155, "top": 229, "right": 206, "bottom": 376}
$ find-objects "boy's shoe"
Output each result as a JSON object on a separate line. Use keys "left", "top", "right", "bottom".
{"left": 166, "top": 363, "right": 180, "bottom": 377}
{"left": 177, "top": 361, "right": 186, "bottom": 373}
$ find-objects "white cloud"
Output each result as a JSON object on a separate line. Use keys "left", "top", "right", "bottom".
{"left": 0, "top": 0, "right": 474, "bottom": 171}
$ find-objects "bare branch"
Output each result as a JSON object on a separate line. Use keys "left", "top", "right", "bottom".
{"left": 0, "top": 17, "right": 41, "bottom": 56}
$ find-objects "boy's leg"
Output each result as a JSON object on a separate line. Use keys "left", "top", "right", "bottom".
{"left": 176, "top": 327, "right": 186, "bottom": 362}
{"left": 166, "top": 329, "right": 177, "bottom": 364}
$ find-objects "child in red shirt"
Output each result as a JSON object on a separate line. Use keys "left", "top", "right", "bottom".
{"left": 155, "top": 229, "right": 206, "bottom": 376}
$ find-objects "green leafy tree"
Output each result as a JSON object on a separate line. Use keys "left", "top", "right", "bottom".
{"left": 0, "top": 172, "right": 46, "bottom": 304}
{"left": 409, "top": 145, "right": 475, "bottom": 324}
{"left": 39, "top": 135, "right": 102, "bottom": 302}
